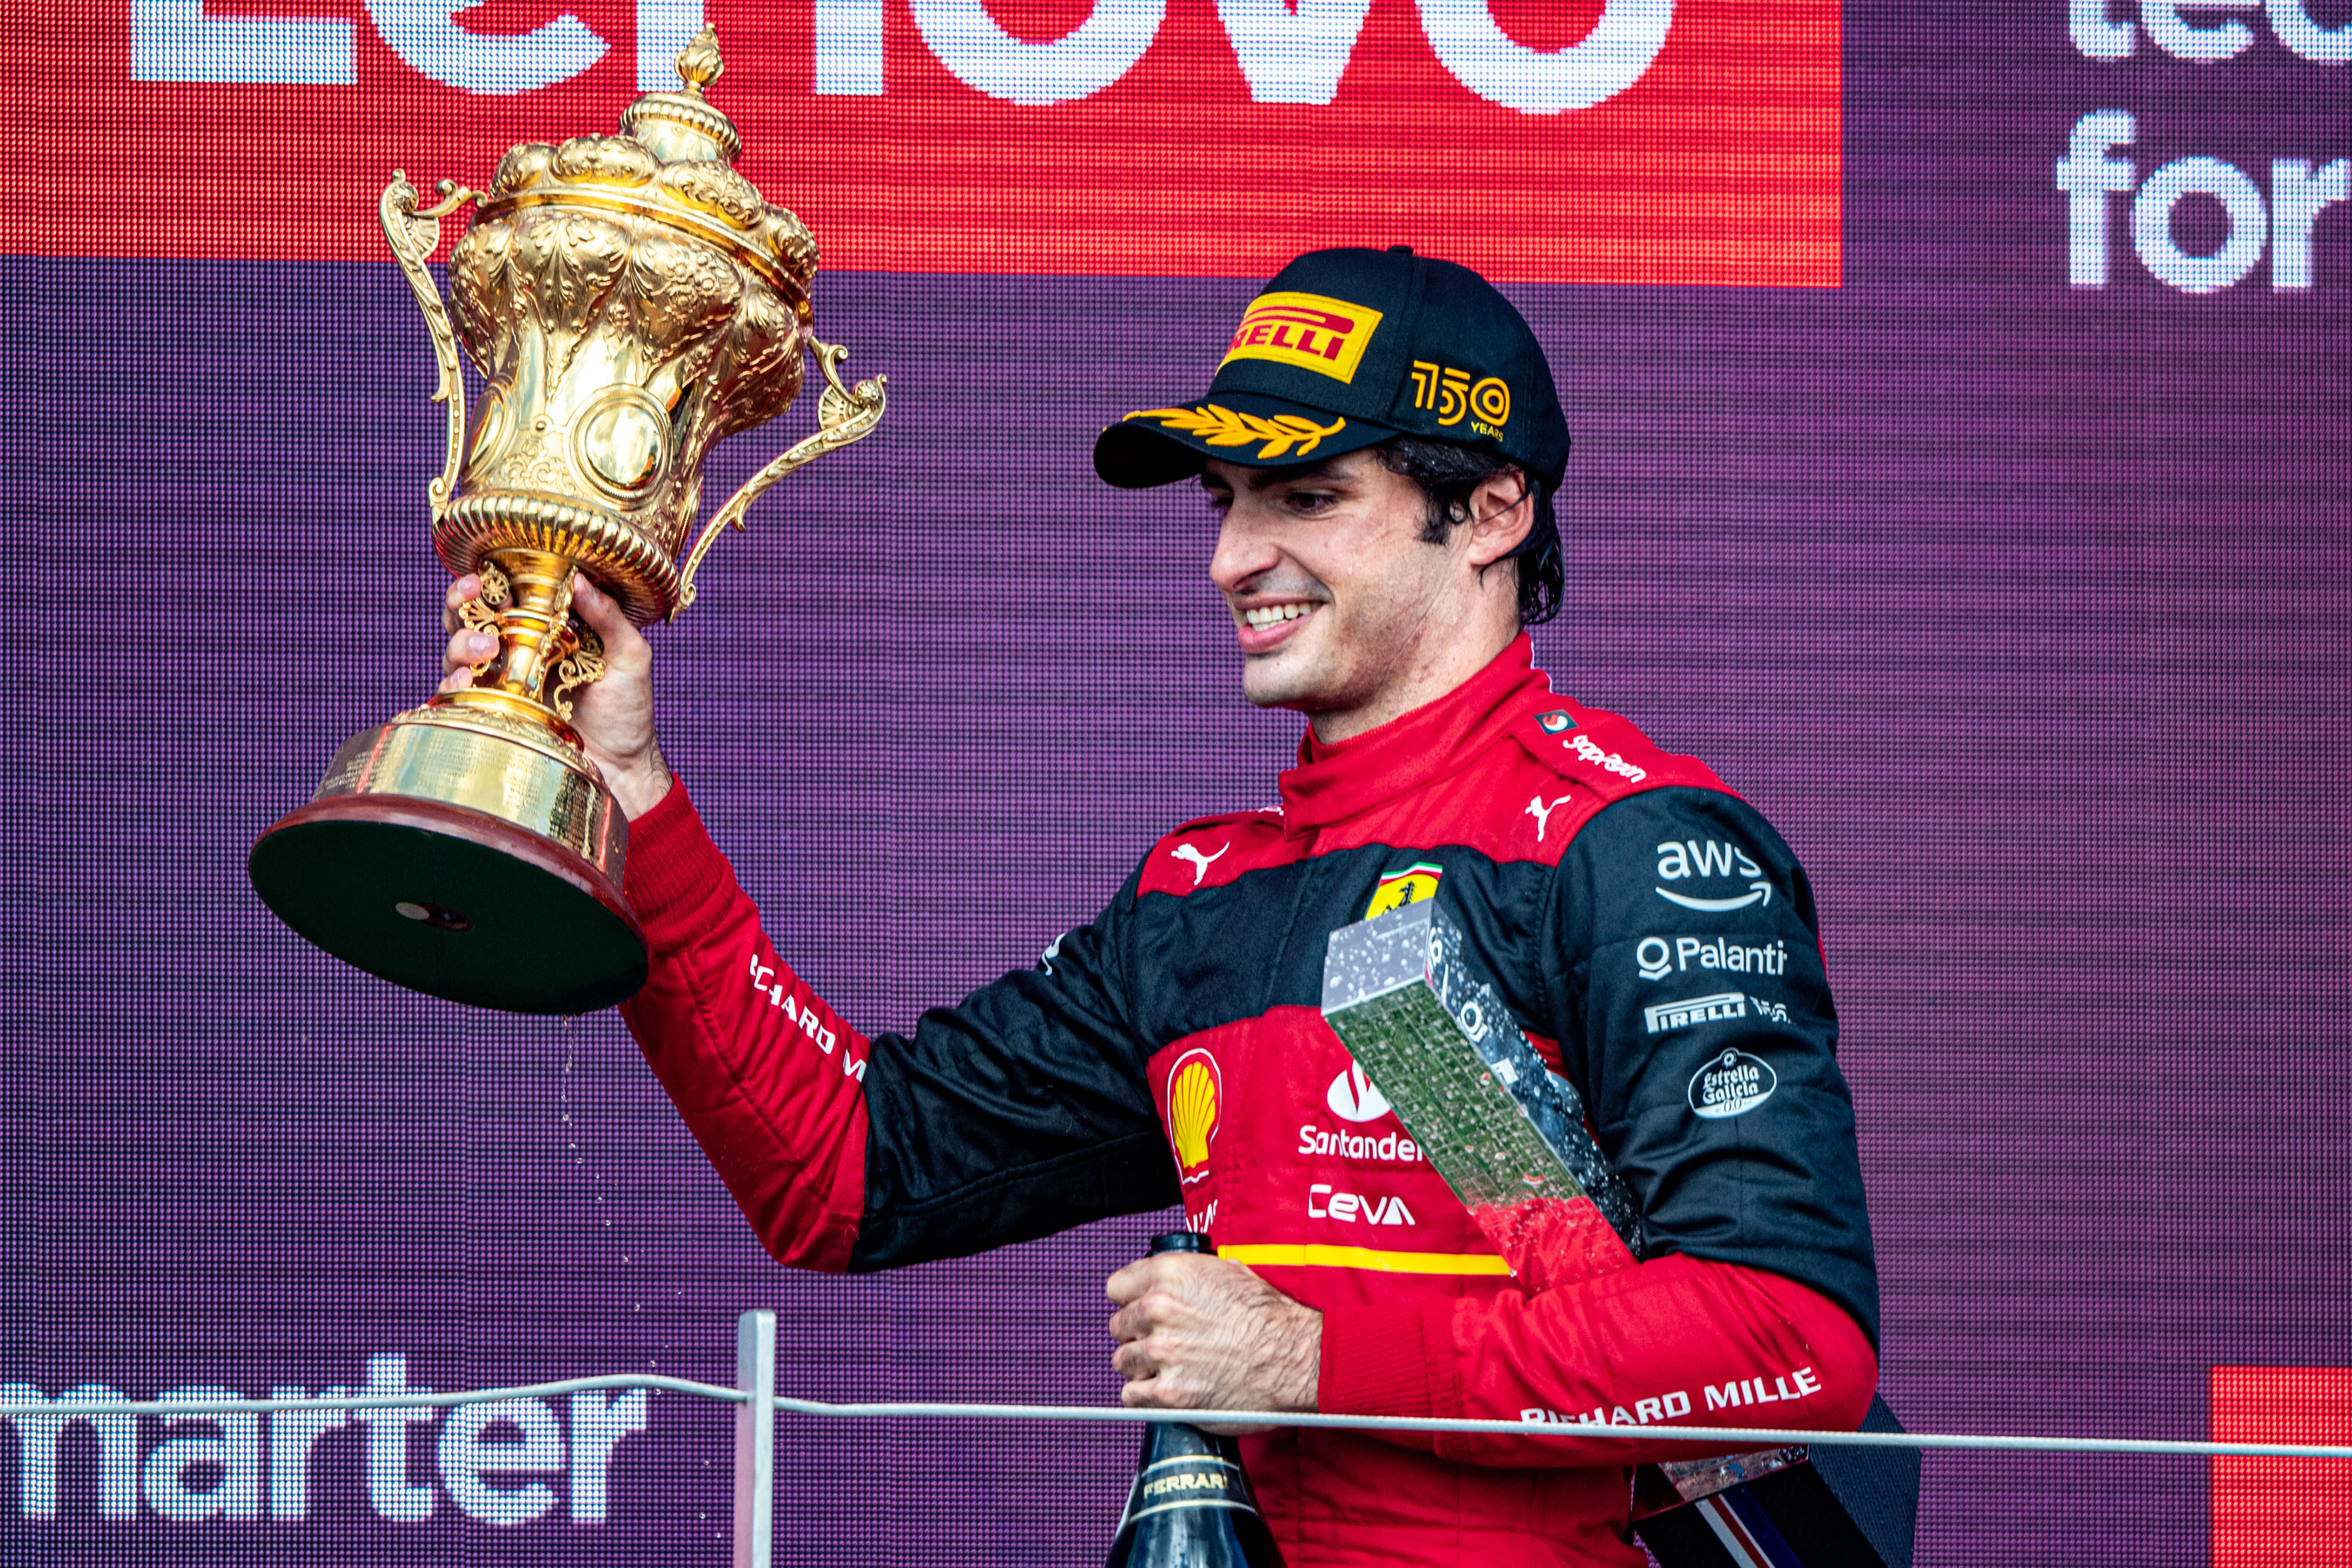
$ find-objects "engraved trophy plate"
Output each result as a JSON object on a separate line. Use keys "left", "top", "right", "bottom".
{"left": 249, "top": 27, "right": 886, "bottom": 1015}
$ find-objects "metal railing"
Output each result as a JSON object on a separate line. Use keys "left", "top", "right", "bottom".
{"left": 9, "top": 1308, "right": 2352, "bottom": 1566}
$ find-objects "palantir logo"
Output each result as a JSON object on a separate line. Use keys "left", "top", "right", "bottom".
{"left": 1326, "top": 1062, "right": 1393, "bottom": 1123}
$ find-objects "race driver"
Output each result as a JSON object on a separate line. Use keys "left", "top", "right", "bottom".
{"left": 441, "top": 247, "right": 1881, "bottom": 1567}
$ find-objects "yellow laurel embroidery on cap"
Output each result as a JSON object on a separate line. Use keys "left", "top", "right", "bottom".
{"left": 1218, "top": 291, "right": 1385, "bottom": 384}
{"left": 1127, "top": 405, "right": 1348, "bottom": 461}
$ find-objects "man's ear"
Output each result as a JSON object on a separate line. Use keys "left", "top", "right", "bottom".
{"left": 1462, "top": 469, "right": 1535, "bottom": 568}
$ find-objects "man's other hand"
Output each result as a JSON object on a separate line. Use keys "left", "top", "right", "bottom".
{"left": 440, "top": 573, "right": 674, "bottom": 820}
{"left": 1107, "top": 1252, "right": 1321, "bottom": 1434}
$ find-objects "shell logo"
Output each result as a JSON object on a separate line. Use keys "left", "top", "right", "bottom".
{"left": 1165, "top": 1048, "right": 1223, "bottom": 1186}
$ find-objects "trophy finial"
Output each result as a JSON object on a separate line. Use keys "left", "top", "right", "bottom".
{"left": 618, "top": 21, "right": 742, "bottom": 163}
{"left": 674, "top": 25, "right": 723, "bottom": 97}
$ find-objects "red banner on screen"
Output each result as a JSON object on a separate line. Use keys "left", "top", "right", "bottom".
{"left": 5, "top": 0, "right": 1835, "bottom": 283}
{"left": 2210, "top": 1366, "right": 2352, "bottom": 1564}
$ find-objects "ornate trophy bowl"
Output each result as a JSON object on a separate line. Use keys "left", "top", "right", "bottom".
{"left": 249, "top": 28, "right": 885, "bottom": 1015}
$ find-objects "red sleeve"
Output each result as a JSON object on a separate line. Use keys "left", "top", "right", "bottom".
{"left": 1317, "top": 1255, "right": 1876, "bottom": 1468}
{"left": 617, "top": 781, "right": 870, "bottom": 1272}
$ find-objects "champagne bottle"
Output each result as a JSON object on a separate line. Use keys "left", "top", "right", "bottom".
{"left": 1103, "top": 1232, "right": 1288, "bottom": 1568}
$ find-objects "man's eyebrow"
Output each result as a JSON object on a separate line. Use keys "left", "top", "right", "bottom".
{"left": 1202, "top": 461, "right": 1347, "bottom": 494}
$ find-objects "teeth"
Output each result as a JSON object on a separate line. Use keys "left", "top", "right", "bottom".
{"left": 1243, "top": 603, "right": 1312, "bottom": 630}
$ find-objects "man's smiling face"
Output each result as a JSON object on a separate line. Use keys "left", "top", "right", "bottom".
{"left": 1204, "top": 449, "right": 1466, "bottom": 732}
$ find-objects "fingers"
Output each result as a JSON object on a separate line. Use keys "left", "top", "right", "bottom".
{"left": 1108, "top": 1281, "right": 1177, "bottom": 1399}
{"left": 1112, "top": 1336, "right": 1158, "bottom": 1384}
{"left": 443, "top": 573, "right": 487, "bottom": 690}
{"left": 572, "top": 576, "right": 648, "bottom": 666}
{"left": 1107, "top": 1251, "right": 1201, "bottom": 1306}
{"left": 444, "top": 572, "right": 480, "bottom": 635}
{"left": 1113, "top": 1349, "right": 1241, "bottom": 1420}
{"left": 1105, "top": 1258, "right": 1155, "bottom": 1306}
{"left": 1107, "top": 1293, "right": 1167, "bottom": 1347}
{"left": 443, "top": 625, "right": 496, "bottom": 679}
{"left": 443, "top": 570, "right": 646, "bottom": 663}
{"left": 1114, "top": 1342, "right": 1188, "bottom": 1408}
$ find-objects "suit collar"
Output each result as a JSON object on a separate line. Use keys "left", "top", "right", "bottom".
{"left": 1277, "top": 635, "right": 1548, "bottom": 836}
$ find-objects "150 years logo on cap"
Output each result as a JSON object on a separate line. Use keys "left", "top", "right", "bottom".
{"left": 1220, "top": 292, "right": 1384, "bottom": 383}
{"left": 1409, "top": 360, "right": 1511, "bottom": 432}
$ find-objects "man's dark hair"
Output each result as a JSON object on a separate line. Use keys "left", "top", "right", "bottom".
{"left": 1374, "top": 436, "right": 1563, "bottom": 626}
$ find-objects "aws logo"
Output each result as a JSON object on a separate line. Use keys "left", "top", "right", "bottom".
{"left": 1365, "top": 862, "right": 1442, "bottom": 918}
{"left": 1165, "top": 1047, "right": 1224, "bottom": 1187}
{"left": 1655, "top": 838, "right": 1773, "bottom": 912}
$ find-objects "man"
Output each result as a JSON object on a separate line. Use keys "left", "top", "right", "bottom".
{"left": 442, "top": 248, "right": 1879, "bottom": 1566}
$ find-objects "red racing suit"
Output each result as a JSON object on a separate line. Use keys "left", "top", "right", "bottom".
{"left": 619, "top": 636, "right": 1880, "bottom": 1567}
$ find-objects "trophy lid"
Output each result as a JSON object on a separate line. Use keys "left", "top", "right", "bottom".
{"left": 476, "top": 24, "right": 816, "bottom": 303}
{"left": 620, "top": 26, "right": 744, "bottom": 165}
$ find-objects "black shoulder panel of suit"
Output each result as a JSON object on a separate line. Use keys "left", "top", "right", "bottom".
{"left": 848, "top": 864, "right": 1179, "bottom": 1271}
{"left": 1122, "top": 847, "right": 1559, "bottom": 1042}
{"left": 1551, "top": 787, "right": 1880, "bottom": 1345}
{"left": 846, "top": 784, "right": 1881, "bottom": 1349}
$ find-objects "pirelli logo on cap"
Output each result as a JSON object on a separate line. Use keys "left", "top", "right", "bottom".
{"left": 1220, "top": 292, "right": 1384, "bottom": 384}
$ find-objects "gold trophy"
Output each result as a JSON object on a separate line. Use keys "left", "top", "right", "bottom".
{"left": 249, "top": 28, "right": 886, "bottom": 1015}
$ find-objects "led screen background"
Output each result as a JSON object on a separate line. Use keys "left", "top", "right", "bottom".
{"left": 5, "top": 0, "right": 2350, "bottom": 1562}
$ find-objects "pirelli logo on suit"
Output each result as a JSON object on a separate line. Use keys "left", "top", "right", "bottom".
{"left": 1643, "top": 991, "right": 1747, "bottom": 1035}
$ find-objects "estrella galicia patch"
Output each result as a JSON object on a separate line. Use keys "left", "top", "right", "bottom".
{"left": 1537, "top": 710, "right": 1575, "bottom": 734}
{"left": 1688, "top": 1048, "right": 1776, "bottom": 1119}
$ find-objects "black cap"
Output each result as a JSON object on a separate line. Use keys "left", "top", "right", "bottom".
{"left": 1094, "top": 247, "right": 1570, "bottom": 493}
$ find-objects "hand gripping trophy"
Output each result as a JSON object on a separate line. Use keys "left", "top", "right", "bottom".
{"left": 249, "top": 29, "right": 885, "bottom": 1015}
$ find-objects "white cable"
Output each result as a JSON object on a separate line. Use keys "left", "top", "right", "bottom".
{"left": 0, "top": 1373, "right": 745, "bottom": 1417}
{"left": 9, "top": 1382, "right": 2350, "bottom": 1462}
{"left": 770, "top": 1398, "right": 2352, "bottom": 1462}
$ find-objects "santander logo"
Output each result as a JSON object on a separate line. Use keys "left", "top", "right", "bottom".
{"left": 1326, "top": 1062, "right": 1394, "bottom": 1124}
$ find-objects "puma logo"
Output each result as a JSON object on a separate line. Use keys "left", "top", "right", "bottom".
{"left": 1526, "top": 795, "right": 1573, "bottom": 842}
{"left": 1172, "top": 842, "right": 1228, "bottom": 887}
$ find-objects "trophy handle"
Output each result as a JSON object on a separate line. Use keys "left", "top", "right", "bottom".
{"left": 673, "top": 340, "right": 888, "bottom": 618}
{"left": 379, "top": 172, "right": 480, "bottom": 522}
